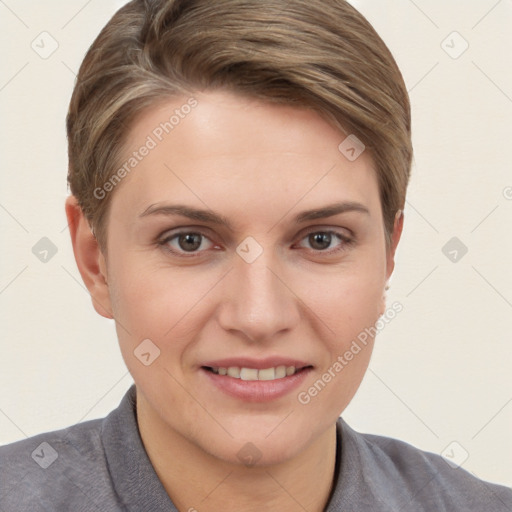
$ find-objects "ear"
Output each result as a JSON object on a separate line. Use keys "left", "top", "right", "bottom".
{"left": 65, "top": 195, "right": 113, "bottom": 319}
{"left": 386, "top": 209, "right": 404, "bottom": 281}
{"left": 379, "top": 210, "right": 404, "bottom": 317}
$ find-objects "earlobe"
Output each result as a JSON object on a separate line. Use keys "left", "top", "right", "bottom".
{"left": 379, "top": 283, "right": 390, "bottom": 318}
{"left": 65, "top": 195, "right": 113, "bottom": 319}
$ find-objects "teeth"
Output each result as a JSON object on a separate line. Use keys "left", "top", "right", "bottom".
{"left": 210, "top": 365, "right": 299, "bottom": 381}
{"left": 227, "top": 367, "right": 241, "bottom": 378}
{"left": 240, "top": 368, "right": 259, "bottom": 381}
{"left": 275, "top": 365, "right": 287, "bottom": 378}
{"left": 257, "top": 367, "right": 276, "bottom": 381}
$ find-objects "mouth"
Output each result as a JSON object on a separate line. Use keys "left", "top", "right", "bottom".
{"left": 199, "top": 359, "right": 314, "bottom": 402}
{"left": 202, "top": 365, "right": 311, "bottom": 381}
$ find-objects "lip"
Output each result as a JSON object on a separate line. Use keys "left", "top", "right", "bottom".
{"left": 200, "top": 357, "right": 311, "bottom": 370}
{"left": 200, "top": 364, "right": 313, "bottom": 403}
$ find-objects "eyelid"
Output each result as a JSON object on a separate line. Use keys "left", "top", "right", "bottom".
{"left": 159, "top": 226, "right": 214, "bottom": 242}
{"left": 297, "top": 224, "right": 353, "bottom": 239}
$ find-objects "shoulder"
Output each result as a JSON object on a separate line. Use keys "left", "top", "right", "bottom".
{"left": 334, "top": 418, "right": 512, "bottom": 511}
{"left": 0, "top": 417, "right": 121, "bottom": 511}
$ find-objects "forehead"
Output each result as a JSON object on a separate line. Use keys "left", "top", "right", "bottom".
{"left": 112, "top": 91, "right": 380, "bottom": 218}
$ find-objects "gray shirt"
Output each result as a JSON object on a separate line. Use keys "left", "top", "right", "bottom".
{"left": 1, "top": 385, "right": 511, "bottom": 511}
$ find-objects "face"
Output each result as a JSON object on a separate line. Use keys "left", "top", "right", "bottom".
{"left": 84, "top": 91, "right": 400, "bottom": 465}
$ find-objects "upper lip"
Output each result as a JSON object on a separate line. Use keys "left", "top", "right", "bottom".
{"left": 201, "top": 357, "right": 312, "bottom": 370}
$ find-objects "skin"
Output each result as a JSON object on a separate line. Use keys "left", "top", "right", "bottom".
{"left": 66, "top": 90, "right": 403, "bottom": 512}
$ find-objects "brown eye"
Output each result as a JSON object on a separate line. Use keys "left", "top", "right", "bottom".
{"left": 178, "top": 233, "right": 203, "bottom": 252}
{"left": 296, "top": 230, "right": 354, "bottom": 255}
{"left": 160, "top": 231, "right": 215, "bottom": 256}
{"left": 308, "top": 232, "right": 332, "bottom": 251}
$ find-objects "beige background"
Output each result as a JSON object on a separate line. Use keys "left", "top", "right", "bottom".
{"left": 0, "top": 0, "right": 511, "bottom": 487}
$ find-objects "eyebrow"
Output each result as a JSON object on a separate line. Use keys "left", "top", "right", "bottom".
{"left": 139, "top": 201, "right": 370, "bottom": 228}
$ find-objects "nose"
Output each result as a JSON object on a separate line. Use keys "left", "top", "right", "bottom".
{"left": 216, "top": 250, "right": 301, "bottom": 343}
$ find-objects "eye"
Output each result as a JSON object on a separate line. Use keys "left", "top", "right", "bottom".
{"left": 159, "top": 231, "right": 216, "bottom": 256}
{"left": 296, "top": 230, "right": 353, "bottom": 253}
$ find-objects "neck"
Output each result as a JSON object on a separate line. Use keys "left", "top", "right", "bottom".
{"left": 136, "top": 395, "right": 338, "bottom": 512}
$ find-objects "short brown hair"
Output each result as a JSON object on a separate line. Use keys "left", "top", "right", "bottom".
{"left": 66, "top": 0, "right": 412, "bottom": 251}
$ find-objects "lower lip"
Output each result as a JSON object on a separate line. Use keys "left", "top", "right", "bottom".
{"left": 201, "top": 367, "right": 313, "bottom": 403}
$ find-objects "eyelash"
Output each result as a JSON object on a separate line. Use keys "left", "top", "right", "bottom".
{"left": 157, "top": 228, "right": 355, "bottom": 258}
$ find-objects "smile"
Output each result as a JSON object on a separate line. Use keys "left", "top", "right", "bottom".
{"left": 205, "top": 365, "right": 302, "bottom": 381}
{"left": 201, "top": 362, "right": 313, "bottom": 402}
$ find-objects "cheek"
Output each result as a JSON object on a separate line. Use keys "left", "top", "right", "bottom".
{"left": 108, "top": 256, "right": 220, "bottom": 350}
{"left": 290, "top": 255, "right": 384, "bottom": 390}
{"left": 294, "top": 258, "right": 385, "bottom": 338}
{"left": 294, "top": 271, "right": 381, "bottom": 418}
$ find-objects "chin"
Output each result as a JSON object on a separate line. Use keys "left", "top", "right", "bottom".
{"left": 199, "top": 417, "right": 315, "bottom": 467}
{"left": 209, "top": 435, "right": 303, "bottom": 468}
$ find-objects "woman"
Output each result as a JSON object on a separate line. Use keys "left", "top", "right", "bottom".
{"left": 1, "top": 0, "right": 511, "bottom": 510}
